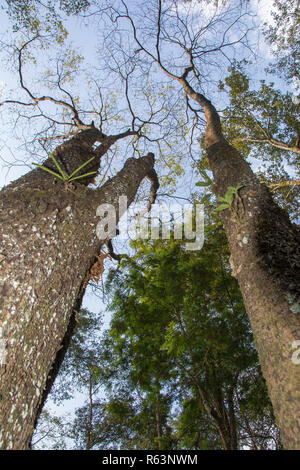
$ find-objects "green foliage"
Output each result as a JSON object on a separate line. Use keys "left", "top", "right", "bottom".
{"left": 33, "top": 216, "right": 280, "bottom": 450}
{"left": 33, "top": 153, "right": 97, "bottom": 183}
{"left": 264, "top": 0, "right": 300, "bottom": 81}
{"left": 97, "top": 216, "right": 279, "bottom": 449}
{"left": 215, "top": 184, "right": 244, "bottom": 212}
{"left": 195, "top": 165, "right": 213, "bottom": 188}
{"left": 220, "top": 63, "right": 300, "bottom": 218}
{"left": 221, "top": 65, "right": 299, "bottom": 163}
{"left": 4, "top": 0, "right": 89, "bottom": 38}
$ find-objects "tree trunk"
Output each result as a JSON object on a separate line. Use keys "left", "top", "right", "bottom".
{"left": 206, "top": 139, "right": 300, "bottom": 449}
{"left": 155, "top": 402, "right": 163, "bottom": 450}
{"left": 0, "top": 129, "right": 155, "bottom": 449}
{"left": 195, "top": 380, "right": 238, "bottom": 450}
{"left": 184, "top": 84, "right": 300, "bottom": 449}
{"left": 213, "top": 399, "right": 238, "bottom": 450}
{"left": 86, "top": 375, "right": 93, "bottom": 451}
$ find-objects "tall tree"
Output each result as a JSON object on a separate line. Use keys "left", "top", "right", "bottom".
{"left": 0, "top": 127, "right": 156, "bottom": 449}
{"left": 0, "top": 28, "right": 161, "bottom": 448}
{"left": 263, "top": 0, "right": 300, "bottom": 81}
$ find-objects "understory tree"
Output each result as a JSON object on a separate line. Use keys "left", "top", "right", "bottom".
{"left": 219, "top": 64, "right": 299, "bottom": 219}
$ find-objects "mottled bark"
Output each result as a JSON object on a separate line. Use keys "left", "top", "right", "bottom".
{"left": 0, "top": 129, "right": 155, "bottom": 449}
{"left": 191, "top": 90, "right": 300, "bottom": 450}
{"left": 207, "top": 140, "right": 300, "bottom": 449}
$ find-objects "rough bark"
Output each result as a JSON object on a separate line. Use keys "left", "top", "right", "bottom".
{"left": 188, "top": 88, "right": 300, "bottom": 449}
{"left": 196, "top": 383, "right": 238, "bottom": 450}
{"left": 0, "top": 129, "right": 155, "bottom": 449}
{"left": 207, "top": 139, "right": 300, "bottom": 449}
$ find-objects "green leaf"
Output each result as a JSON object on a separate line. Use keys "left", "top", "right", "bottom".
{"left": 195, "top": 181, "right": 211, "bottom": 187}
{"left": 197, "top": 168, "right": 212, "bottom": 184}
{"left": 224, "top": 193, "right": 234, "bottom": 205}
{"left": 68, "top": 156, "right": 95, "bottom": 179}
{"left": 32, "top": 163, "right": 64, "bottom": 180}
{"left": 68, "top": 171, "right": 97, "bottom": 182}
{"left": 215, "top": 203, "right": 230, "bottom": 212}
{"left": 49, "top": 153, "right": 67, "bottom": 179}
{"left": 226, "top": 186, "right": 238, "bottom": 194}
{"left": 200, "top": 194, "right": 211, "bottom": 204}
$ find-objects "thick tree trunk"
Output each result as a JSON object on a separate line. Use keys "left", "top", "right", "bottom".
{"left": 206, "top": 139, "right": 300, "bottom": 449}
{"left": 177, "top": 73, "right": 300, "bottom": 448}
{"left": 0, "top": 129, "right": 155, "bottom": 449}
{"left": 186, "top": 90, "right": 300, "bottom": 449}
